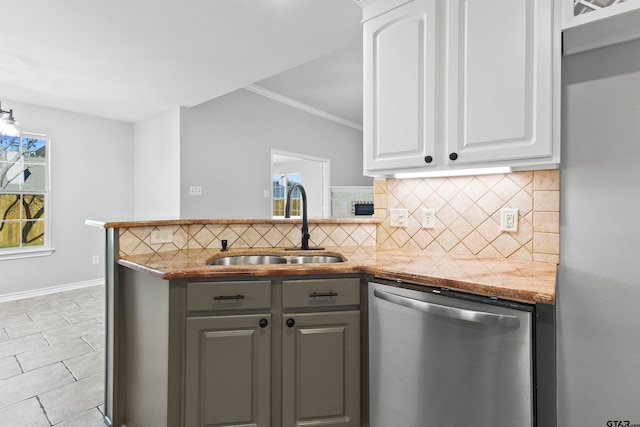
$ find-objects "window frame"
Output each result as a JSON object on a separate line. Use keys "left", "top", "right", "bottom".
{"left": 272, "top": 173, "right": 302, "bottom": 219}
{"left": 0, "top": 132, "right": 53, "bottom": 260}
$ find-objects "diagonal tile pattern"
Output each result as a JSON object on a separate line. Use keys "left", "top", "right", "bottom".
{"left": 375, "top": 170, "right": 560, "bottom": 263}
{"left": 119, "top": 222, "right": 377, "bottom": 257}
{"left": 0, "top": 285, "right": 105, "bottom": 426}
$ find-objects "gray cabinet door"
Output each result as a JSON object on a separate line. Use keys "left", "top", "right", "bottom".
{"left": 282, "top": 310, "right": 360, "bottom": 427}
{"left": 185, "top": 314, "right": 271, "bottom": 427}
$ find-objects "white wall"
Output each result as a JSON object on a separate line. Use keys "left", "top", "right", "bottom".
{"left": 0, "top": 100, "right": 134, "bottom": 297}
{"left": 133, "top": 106, "right": 181, "bottom": 218}
{"left": 180, "top": 88, "right": 372, "bottom": 218}
{"left": 558, "top": 38, "right": 640, "bottom": 425}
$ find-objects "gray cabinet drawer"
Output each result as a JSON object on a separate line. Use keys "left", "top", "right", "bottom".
{"left": 187, "top": 280, "right": 271, "bottom": 312}
{"left": 283, "top": 278, "right": 360, "bottom": 308}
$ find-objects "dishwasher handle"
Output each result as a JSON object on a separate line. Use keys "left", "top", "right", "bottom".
{"left": 373, "top": 289, "right": 521, "bottom": 328}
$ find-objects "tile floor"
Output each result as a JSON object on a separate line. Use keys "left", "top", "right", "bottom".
{"left": 0, "top": 285, "right": 106, "bottom": 426}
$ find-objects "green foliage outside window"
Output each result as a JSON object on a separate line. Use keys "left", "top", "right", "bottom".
{"left": 0, "top": 133, "right": 47, "bottom": 250}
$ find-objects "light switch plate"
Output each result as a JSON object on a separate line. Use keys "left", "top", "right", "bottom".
{"left": 389, "top": 209, "right": 408, "bottom": 228}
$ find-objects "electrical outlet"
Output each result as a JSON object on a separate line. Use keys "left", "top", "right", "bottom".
{"left": 189, "top": 186, "right": 202, "bottom": 196}
{"left": 92, "top": 255, "right": 99, "bottom": 265}
{"left": 150, "top": 230, "right": 173, "bottom": 244}
{"left": 500, "top": 208, "right": 519, "bottom": 232}
{"left": 264, "top": 190, "right": 270, "bottom": 198}
{"left": 389, "top": 208, "right": 408, "bottom": 228}
{"left": 422, "top": 208, "right": 435, "bottom": 229}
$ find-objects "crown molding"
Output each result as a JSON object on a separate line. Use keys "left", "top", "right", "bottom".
{"left": 244, "top": 84, "right": 363, "bottom": 131}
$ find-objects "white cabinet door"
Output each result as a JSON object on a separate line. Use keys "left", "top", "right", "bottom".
{"left": 445, "top": 0, "right": 558, "bottom": 166}
{"left": 363, "top": 0, "right": 443, "bottom": 173}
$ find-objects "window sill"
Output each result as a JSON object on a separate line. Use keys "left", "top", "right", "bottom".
{"left": 0, "top": 247, "right": 55, "bottom": 261}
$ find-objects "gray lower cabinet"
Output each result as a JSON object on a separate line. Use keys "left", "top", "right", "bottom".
{"left": 282, "top": 310, "right": 361, "bottom": 427}
{"left": 185, "top": 313, "right": 272, "bottom": 427}
{"left": 184, "top": 280, "right": 272, "bottom": 427}
{"left": 110, "top": 270, "right": 362, "bottom": 427}
{"left": 282, "top": 278, "right": 361, "bottom": 427}
{"left": 184, "top": 277, "right": 361, "bottom": 427}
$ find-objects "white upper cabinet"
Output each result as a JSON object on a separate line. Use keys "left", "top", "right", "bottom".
{"left": 446, "top": 0, "right": 558, "bottom": 166}
{"left": 360, "top": 0, "right": 561, "bottom": 176}
{"left": 363, "top": 0, "right": 443, "bottom": 172}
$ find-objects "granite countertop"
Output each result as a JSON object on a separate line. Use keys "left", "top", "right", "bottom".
{"left": 86, "top": 217, "right": 381, "bottom": 229}
{"left": 118, "top": 245, "right": 557, "bottom": 305}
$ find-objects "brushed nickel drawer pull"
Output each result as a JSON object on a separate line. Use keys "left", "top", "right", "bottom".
{"left": 213, "top": 294, "right": 245, "bottom": 301}
{"left": 310, "top": 291, "right": 338, "bottom": 298}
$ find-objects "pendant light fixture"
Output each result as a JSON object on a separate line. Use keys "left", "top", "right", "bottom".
{"left": 0, "top": 102, "right": 20, "bottom": 136}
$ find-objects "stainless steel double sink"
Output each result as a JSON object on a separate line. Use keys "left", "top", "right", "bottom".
{"left": 207, "top": 254, "right": 344, "bottom": 266}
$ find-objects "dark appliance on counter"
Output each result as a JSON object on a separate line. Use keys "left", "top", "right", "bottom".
{"left": 353, "top": 201, "right": 374, "bottom": 216}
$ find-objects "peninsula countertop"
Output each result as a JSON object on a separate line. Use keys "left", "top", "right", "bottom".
{"left": 117, "top": 245, "right": 557, "bottom": 305}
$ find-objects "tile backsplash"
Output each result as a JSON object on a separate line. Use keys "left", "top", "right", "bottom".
{"left": 118, "top": 222, "right": 377, "bottom": 257}
{"left": 374, "top": 170, "right": 560, "bottom": 263}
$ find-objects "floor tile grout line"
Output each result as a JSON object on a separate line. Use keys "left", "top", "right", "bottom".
{"left": 41, "top": 331, "right": 52, "bottom": 346}
{"left": 61, "top": 359, "right": 79, "bottom": 382}
{"left": 35, "top": 394, "right": 54, "bottom": 427}
{"left": 15, "top": 353, "right": 25, "bottom": 376}
{"left": 81, "top": 335, "right": 98, "bottom": 352}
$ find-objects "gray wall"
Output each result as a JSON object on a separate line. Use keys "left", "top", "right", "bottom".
{"left": 0, "top": 100, "right": 134, "bottom": 297}
{"left": 558, "top": 38, "right": 640, "bottom": 425}
{"left": 180, "top": 88, "right": 372, "bottom": 218}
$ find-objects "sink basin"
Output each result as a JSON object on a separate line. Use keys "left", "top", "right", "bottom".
{"left": 208, "top": 255, "right": 287, "bottom": 266}
{"left": 207, "top": 253, "right": 345, "bottom": 266}
{"left": 288, "top": 255, "right": 344, "bottom": 264}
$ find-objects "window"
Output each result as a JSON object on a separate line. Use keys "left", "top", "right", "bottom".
{"left": 272, "top": 173, "right": 301, "bottom": 218}
{"left": 0, "top": 132, "right": 51, "bottom": 258}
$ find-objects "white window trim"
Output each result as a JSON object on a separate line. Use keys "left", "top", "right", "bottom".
{"left": 0, "top": 247, "right": 55, "bottom": 261}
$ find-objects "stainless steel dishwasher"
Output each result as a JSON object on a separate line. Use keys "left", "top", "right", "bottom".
{"left": 369, "top": 281, "right": 534, "bottom": 427}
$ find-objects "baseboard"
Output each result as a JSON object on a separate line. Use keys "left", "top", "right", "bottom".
{"left": 0, "top": 278, "right": 105, "bottom": 303}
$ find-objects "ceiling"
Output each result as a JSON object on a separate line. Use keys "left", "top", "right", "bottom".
{"left": 0, "top": 0, "right": 363, "bottom": 126}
